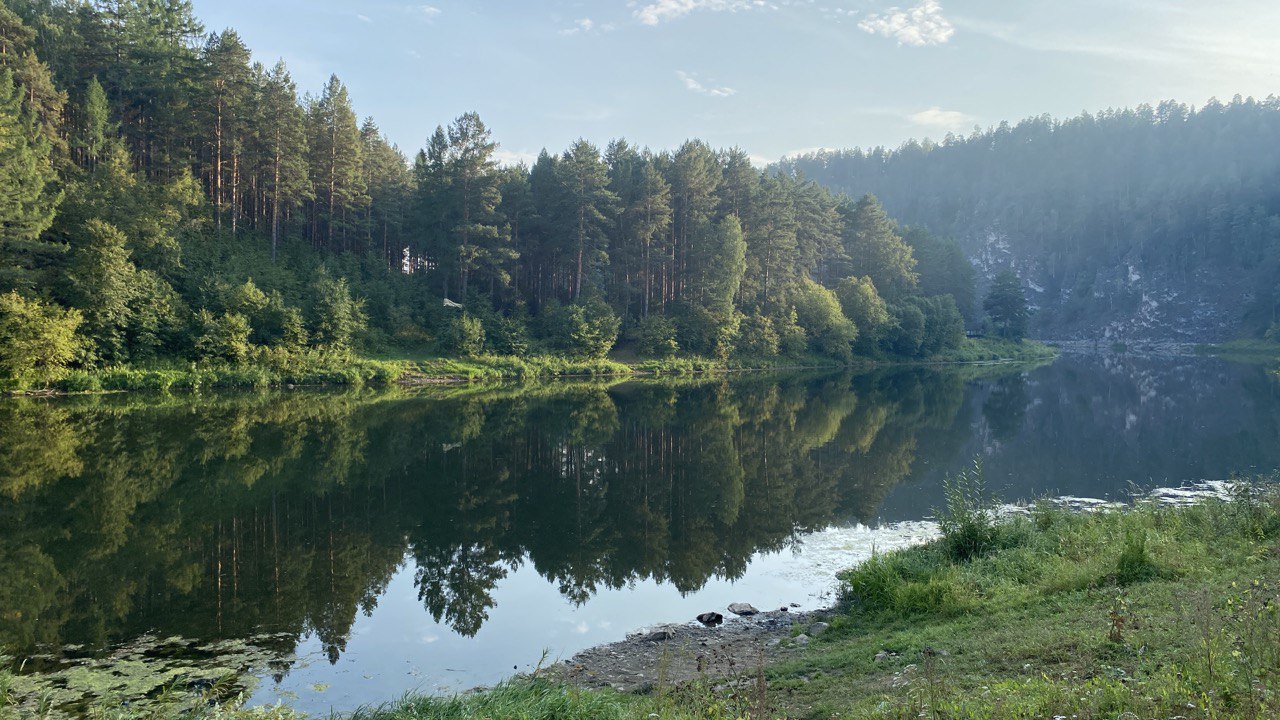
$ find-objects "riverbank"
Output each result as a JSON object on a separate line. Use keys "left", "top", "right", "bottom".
{"left": 4, "top": 338, "right": 1056, "bottom": 396}
{"left": 7, "top": 477, "right": 1278, "bottom": 719}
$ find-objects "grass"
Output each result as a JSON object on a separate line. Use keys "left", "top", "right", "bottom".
{"left": 768, "top": 478, "right": 1280, "bottom": 719}
{"left": 930, "top": 337, "right": 1058, "bottom": 364}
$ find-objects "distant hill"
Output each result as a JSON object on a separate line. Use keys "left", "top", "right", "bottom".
{"left": 775, "top": 96, "right": 1280, "bottom": 341}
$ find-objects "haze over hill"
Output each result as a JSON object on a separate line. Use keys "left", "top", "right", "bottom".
{"left": 776, "top": 98, "right": 1280, "bottom": 341}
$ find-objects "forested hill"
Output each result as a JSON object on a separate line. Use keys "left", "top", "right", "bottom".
{"left": 0, "top": 0, "right": 1003, "bottom": 391}
{"left": 775, "top": 99, "right": 1280, "bottom": 342}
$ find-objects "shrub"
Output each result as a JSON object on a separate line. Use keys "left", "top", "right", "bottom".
{"left": 734, "top": 312, "right": 779, "bottom": 357}
{"left": 631, "top": 315, "right": 679, "bottom": 358}
{"left": 193, "top": 310, "right": 252, "bottom": 363}
{"left": 545, "top": 299, "right": 619, "bottom": 360}
{"left": 1115, "top": 527, "right": 1161, "bottom": 585}
{"left": 442, "top": 313, "right": 486, "bottom": 356}
{"left": 486, "top": 315, "right": 530, "bottom": 357}
{"left": 793, "top": 277, "right": 857, "bottom": 362}
{"left": 938, "top": 459, "right": 999, "bottom": 562}
{"left": 0, "top": 292, "right": 83, "bottom": 390}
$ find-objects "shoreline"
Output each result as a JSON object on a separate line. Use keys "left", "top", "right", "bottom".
{"left": 2, "top": 338, "right": 1058, "bottom": 398}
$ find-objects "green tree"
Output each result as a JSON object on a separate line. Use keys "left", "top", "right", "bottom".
{"left": 841, "top": 194, "right": 918, "bottom": 298}
{"left": 836, "top": 275, "right": 891, "bottom": 355}
{"left": 792, "top": 277, "right": 857, "bottom": 362}
{"left": 310, "top": 271, "right": 367, "bottom": 350}
{"left": 443, "top": 112, "right": 509, "bottom": 299}
{"left": 257, "top": 60, "right": 311, "bottom": 260}
{"left": 682, "top": 216, "right": 746, "bottom": 357}
{"left": 61, "top": 219, "right": 135, "bottom": 363}
{"left": 307, "top": 75, "right": 367, "bottom": 251}
{"left": 0, "top": 291, "right": 81, "bottom": 388}
{"left": 194, "top": 309, "right": 251, "bottom": 362}
{"left": 0, "top": 69, "right": 61, "bottom": 294}
{"left": 985, "top": 270, "right": 1029, "bottom": 340}
{"left": 557, "top": 140, "right": 617, "bottom": 301}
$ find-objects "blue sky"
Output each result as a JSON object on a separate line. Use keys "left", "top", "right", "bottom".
{"left": 190, "top": 0, "right": 1280, "bottom": 165}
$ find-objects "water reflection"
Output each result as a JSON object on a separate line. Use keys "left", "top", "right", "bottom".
{"left": 2, "top": 356, "right": 1277, "bottom": 711}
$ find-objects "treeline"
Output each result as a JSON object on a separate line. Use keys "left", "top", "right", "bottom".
{"left": 775, "top": 97, "right": 1280, "bottom": 338}
{"left": 0, "top": 0, "right": 996, "bottom": 390}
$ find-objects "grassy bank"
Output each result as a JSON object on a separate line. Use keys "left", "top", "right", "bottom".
{"left": 6, "top": 338, "right": 1052, "bottom": 396}
{"left": 930, "top": 337, "right": 1058, "bottom": 364}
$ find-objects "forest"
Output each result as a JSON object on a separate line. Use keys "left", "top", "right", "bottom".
{"left": 0, "top": 0, "right": 1001, "bottom": 391}
{"left": 776, "top": 96, "right": 1280, "bottom": 340}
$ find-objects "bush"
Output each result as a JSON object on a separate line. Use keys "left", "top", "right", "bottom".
{"left": 734, "top": 312, "right": 779, "bottom": 357}
{"left": 938, "top": 459, "right": 999, "bottom": 562}
{"left": 544, "top": 299, "right": 619, "bottom": 360}
{"left": 486, "top": 315, "right": 530, "bottom": 357}
{"left": 631, "top": 315, "right": 679, "bottom": 358}
{"left": 793, "top": 277, "right": 857, "bottom": 362}
{"left": 311, "top": 271, "right": 367, "bottom": 350}
{"left": 1115, "top": 527, "right": 1161, "bottom": 585}
{"left": 442, "top": 313, "right": 486, "bottom": 356}
{"left": 0, "top": 292, "right": 83, "bottom": 390}
{"left": 776, "top": 308, "right": 808, "bottom": 357}
{"left": 193, "top": 310, "right": 252, "bottom": 362}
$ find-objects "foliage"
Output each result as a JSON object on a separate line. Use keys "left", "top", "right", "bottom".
{"left": 193, "top": 310, "right": 252, "bottom": 363}
{"left": 629, "top": 314, "right": 679, "bottom": 358}
{"left": 792, "top": 277, "right": 857, "bottom": 362}
{"left": 0, "top": 291, "right": 81, "bottom": 389}
{"left": 937, "top": 459, "right": 999, "bottom": 562}
{"left": 545, "top": 299, "right": 620, "bottom": 360}
{"left": 441, "top": 313, "right": 485, "bottom": 357}
{"left": 985, "top": 270, "right": 1029, "bottom": 341}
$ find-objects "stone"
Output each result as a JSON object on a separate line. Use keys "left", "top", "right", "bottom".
{"left": 696, "top": 612, "right": 724, "bottom": 627}
{"left": 727, "top": 602, "right": 759, "bottom": 616}
{"left": 874, "top": 650, "right": 897, "bottom": 662}
{"left": 793, "top": 634, "right": 810, "bottom": 646}
{"left": 645, "top": 629, "right": 675, "bottom": 642}
{"left": 809, "top": 621, "right": 830, "bottom": 636}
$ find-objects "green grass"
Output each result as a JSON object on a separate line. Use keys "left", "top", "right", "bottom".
{"left": 930, "top": 337, "right": 1059, "bottom": 364}
{"left": 769, "top": 480, "right": 1280, "bottom": 719}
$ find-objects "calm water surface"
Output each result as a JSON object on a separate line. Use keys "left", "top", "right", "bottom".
{"left": 1, "top": 354, "right": 1277, "bottom": 714}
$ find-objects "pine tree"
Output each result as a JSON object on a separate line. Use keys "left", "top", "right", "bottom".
{"left": 984, "top": 269, "right": 1029, "bottom": 340}
{"left": 443, "top": 112, "right": 508, "bottom": 299}
{"left": 71, "top": 77, "right": 110, "bottom": 168}
{"left": 257, "top": 60, "right": 310, "bottom": 260}
{"left": 306, "top": 75, "right": 367, "bottom": 251}
{"left": 841, "top": 194, "right": 918, "bottom": 298}
{"left": 202, "top": 29, "right": 252, "bottom": 233}
{"left": 0, "top": 69, "right": 61, "bottom": 294}
{"left": 557, "top": 140, "right": 617, "bottom": 301}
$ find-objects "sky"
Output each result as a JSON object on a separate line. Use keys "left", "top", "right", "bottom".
{"left": 190, "top": 0, "right": 1280, "bottom": 166}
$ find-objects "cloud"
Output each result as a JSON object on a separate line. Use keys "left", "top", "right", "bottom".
{"left": 676, "top": 70, "right": 736, "bottom": 97}
{"left": 356, "top": 13, "right": 373, "bottom": 24}
{"left": 493, "top": 148, "right": 539, "bottom": 167}
{"left": 560, "top": 17, "right": 614, "bottom": 35}
{"left": 635, "top": 0, "right": 767, "bottom": 26}
{"left": 417, "top": 5, "right": 442, "bottom": 20}
{"left": 859, "top": 1, "right": 954, "bottom": 46}
{"left": 908, "top": 107, "right": 976, "bottom": 132}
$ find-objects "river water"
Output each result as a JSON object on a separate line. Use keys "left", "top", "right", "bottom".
{"left": 1, "top": 353, "right": 1277, "bottom": 714}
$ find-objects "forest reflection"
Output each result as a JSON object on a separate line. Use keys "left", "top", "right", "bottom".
{"left": 0, "top": 369, "right": 968, "bottom": 666}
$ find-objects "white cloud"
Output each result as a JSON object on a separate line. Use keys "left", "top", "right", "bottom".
{"left": 493, "top": 148, "right": 538, "bottom": 167}
{"left": 908, "top": 106, "right": 975, "bottom": 132}
{"left": 417, "top": 5, "right": 442, "bottom": 20}
{"left": 356, "top": 13, "right": 373, "bottom": 24}
{"left": 635, "top": 0, "right": 768, "bottom": 26}
{"left": 561, "top": 17, "right": 614, "bottom": 36}
{"left": 676, "top": 70, "right": 736, "bottom": 97}
{"left": 859, "top": 1, "right": 954, "bottom": 46}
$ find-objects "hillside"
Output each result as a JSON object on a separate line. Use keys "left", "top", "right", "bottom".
{"left": 776, "top": 97, "right": 1280, "bottom": 342}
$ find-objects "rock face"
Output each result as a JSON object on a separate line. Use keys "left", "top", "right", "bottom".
{"left": 727, "top": 603, "right": 759, "bottom": 616}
